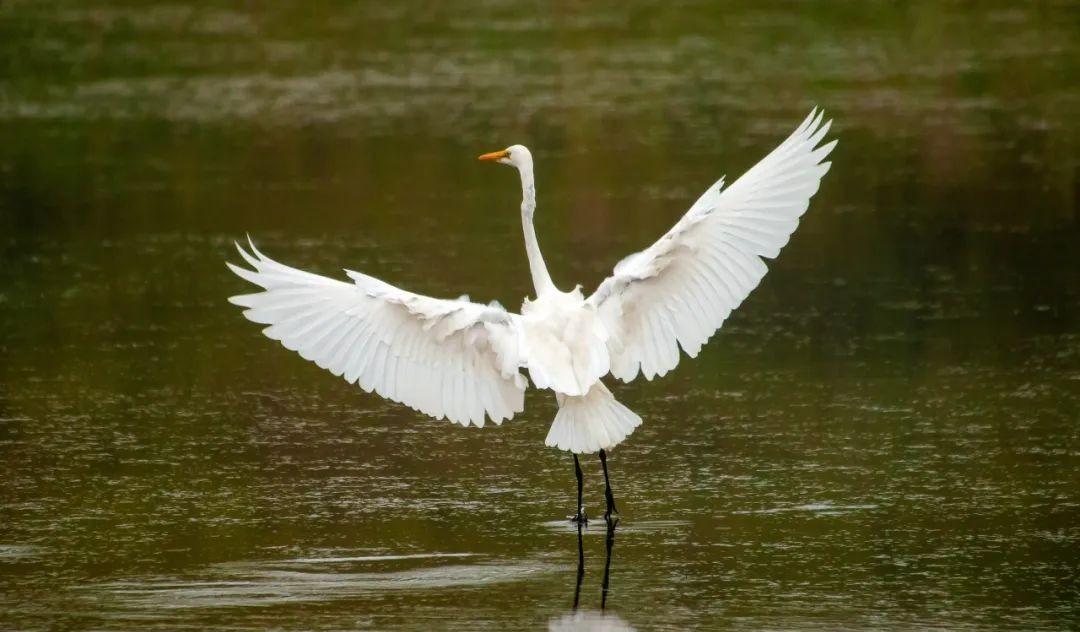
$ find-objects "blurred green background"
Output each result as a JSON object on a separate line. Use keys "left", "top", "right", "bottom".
{"left": 1, "top": 1, "right": 1077, "bottom": 630}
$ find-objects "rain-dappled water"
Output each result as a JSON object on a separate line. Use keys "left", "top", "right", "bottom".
{"left": 1, "top": 1, "right": 1078, "bottom": 630}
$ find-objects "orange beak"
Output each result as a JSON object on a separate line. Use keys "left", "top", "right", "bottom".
{"left": 477, "top": 149, "right": 509, "bottom": 162}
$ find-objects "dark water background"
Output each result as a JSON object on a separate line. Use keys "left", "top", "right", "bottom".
{"left": 1, "top": 2, "right": 1078, "bottom": 629}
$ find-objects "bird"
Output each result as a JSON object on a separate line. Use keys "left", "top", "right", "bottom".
{"left": 227, "top": 109, "right": 836, "bottom": 524}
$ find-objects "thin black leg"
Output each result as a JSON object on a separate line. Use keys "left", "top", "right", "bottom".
{"left": 571, "top": 454, "right": 587, "bottom": 524}
{"left": 599, "top": 448, "right": 618, "bottom": 521}
{"left": 601, "top": 516, "right": 617, "bottom": 610}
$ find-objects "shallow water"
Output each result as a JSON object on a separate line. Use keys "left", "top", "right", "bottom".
{"left": 1, "top": 1, "right": 1078, "bottom": 630}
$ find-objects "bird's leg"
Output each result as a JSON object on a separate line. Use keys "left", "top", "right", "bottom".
{"left": 571, "top": 454, "right": 588, "bottom": 524}
{"left": 599, "top": 448, "right": 619, "bottom": 522}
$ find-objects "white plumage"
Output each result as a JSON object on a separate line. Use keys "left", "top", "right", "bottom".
{"left": 228, "top": 109, "right": 836, "bottom": 454}
{"left": 228, "top": 243, "right": 526, "bottom": 428}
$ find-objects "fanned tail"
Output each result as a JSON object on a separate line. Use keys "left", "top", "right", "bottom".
{"left": 545, "top": 382, "right": 642, "bottom": 454}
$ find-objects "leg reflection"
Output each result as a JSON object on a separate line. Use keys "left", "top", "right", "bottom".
{"left": 601, "top": 516, "right": 617, "bottom": 610}
{"left": 572, "top": 521, "right": 585, "bottom": 610}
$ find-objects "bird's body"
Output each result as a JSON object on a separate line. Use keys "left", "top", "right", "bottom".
{"left": 519, "top": 285, "right": 607, "bottom": 398}
{"left": 229, "top": 109, "right": 836, "bottom": 474}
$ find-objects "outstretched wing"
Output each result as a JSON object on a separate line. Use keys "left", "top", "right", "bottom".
{"left": 588, "top": 109, "right": 836, "bottom": 382}
{"left": 227, "top": 241, "right": 527, "bottom": 427}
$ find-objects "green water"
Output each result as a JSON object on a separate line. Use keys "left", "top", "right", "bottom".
{"left": 1, "top": 2, "right": 1078, "bottom": 629}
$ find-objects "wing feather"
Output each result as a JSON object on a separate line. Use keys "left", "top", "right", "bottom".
{"left": 228, "top": 241, "right": 526, "bottom": 426}
{"left": 588, "top": 109, "right": 836, "bottom": 382}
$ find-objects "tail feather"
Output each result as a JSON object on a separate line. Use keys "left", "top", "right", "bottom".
{"left": 545, "top": 382, "right": 642, "bottom": 454}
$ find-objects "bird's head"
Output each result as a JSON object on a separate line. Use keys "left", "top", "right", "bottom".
{"left": 478, "top": 144, "right": 532, "bottom": 170}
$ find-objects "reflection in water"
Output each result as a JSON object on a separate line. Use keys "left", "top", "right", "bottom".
{"left": 569, "top": 518, "right": 621, "bottom": 618}
{"left": 601, "top": 519, "right": 616, "bottom": 610}
{"left": 548, "top": 610, "right": 636, "bottom": 632}
{"left": 573, "top": 523, "right": 585, "bottom": 610}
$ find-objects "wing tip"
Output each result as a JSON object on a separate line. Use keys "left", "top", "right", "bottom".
{"left": 226, "top": 260, "right": 267, "bottom": 287}
{"left": 235, "top": 239, "right": 260, "bottom": 267}
{"left": 227, "top": 292, "right": 257, "bottom": 307}
{"left": 225, "top": 260, "right": 248, "bottom": 276}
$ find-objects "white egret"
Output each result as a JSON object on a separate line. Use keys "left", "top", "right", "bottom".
{"left": 228, "top": 109, "right": 836, "bottom": 523}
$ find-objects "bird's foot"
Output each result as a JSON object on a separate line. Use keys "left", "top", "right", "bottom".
{"left": 603, "top": 493, "right": 619, "bottom": 523}
{"left": 570, "top": 508, "right": 589, "bottom": 525}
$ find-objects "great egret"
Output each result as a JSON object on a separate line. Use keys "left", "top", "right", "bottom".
{"left": 228, "top": 109, "right": 836, "bottom": 523}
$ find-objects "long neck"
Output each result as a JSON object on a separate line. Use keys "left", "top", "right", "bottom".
{"left": 518, "top": 163, "right": 557, "bottom": 297}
